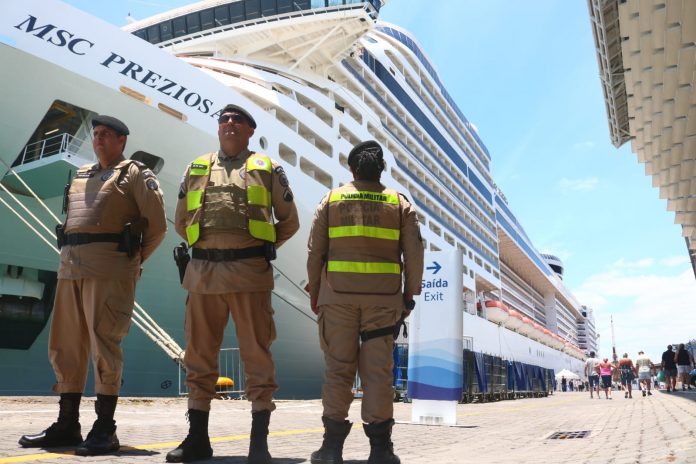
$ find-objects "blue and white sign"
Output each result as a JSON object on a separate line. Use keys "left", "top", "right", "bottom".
{"left": 408, "top": 250, "right": 463, "bottom": 425}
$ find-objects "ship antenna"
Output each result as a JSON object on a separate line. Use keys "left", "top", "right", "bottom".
{"left": 610, "top": 314, "right": 618, "bottom": 363}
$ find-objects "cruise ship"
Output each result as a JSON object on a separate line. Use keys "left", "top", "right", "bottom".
{"left": 0, "top": 0, "right": 591, "bottom": 398}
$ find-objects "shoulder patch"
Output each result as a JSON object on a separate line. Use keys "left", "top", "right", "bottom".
{"left": 100, "top": 170, "right": 114, "bottom": 181}
{"left": 283, "top": 188, "right": 294, "bottom": 202}
{"left": 275, "top": 166, "right": 289, "bottom": 188}
{"left": 146, "top": 179, "right": 159, "bottom": 191}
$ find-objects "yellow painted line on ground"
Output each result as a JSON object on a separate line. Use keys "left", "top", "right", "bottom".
{"left": 0, "top": 426, "right": 328, "bottom": 464}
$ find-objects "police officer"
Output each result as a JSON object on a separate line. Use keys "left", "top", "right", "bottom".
{"left": 19, "top": 115, "right": 167, "bottom": 455}
{"left": 167, "top": 104, "right": 299, "bottom": 463}
{"left": 306, "top": 140, "right": 424, "bottom": 464}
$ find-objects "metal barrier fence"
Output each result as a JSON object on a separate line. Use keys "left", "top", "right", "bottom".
{"left": 178, "top": 347, "right": 245, "bottom": 399}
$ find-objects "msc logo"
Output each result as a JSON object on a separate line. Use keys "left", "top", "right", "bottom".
{"left": 15, "top": 15, "right": 94, "bottom": 55}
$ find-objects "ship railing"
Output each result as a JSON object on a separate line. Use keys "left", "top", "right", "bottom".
{"left": 16, "top": 132, "right": 93, "bottom": 167}
{"left": 178, "top": 347, "right": 245, "bottom": 399}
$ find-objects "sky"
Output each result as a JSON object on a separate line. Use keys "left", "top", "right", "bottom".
{"left": 59, "top": 0, "right": 696, "bottom": 362}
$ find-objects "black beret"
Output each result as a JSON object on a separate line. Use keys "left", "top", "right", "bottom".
{"left": 91, "top": 115, "right": 129, "bottom": 136}
{"left": 220, "top": 104, "right": 257, "bottom": 129}
{"left": 348, "top": 140, "right": 383, "bottom": 165}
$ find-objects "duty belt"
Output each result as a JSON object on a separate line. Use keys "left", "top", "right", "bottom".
{"left": 63, "top": 233, "right": 123, "bottom": 245}
{"left": 191, "top": 246, "right": 266, "bottom": 262}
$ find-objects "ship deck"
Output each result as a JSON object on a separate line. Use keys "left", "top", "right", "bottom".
{"left": 1, "top": 390, "right": 694, "bottom": 463}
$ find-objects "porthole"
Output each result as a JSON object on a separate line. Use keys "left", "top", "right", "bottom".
{"left": 259, "top": 136, "right": 268, "bottom": 150}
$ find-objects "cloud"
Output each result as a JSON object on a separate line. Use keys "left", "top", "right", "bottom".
{"left": 572, "top": 141, "right": 595, "bottom": 151}
{"left": 559, "top": 176, "right": 599, "bottom": 192}
{"left": 572, "top": 262, "right": 696, "bottom": 362}
{"left": 661, "top": 256, "right": 690, "bottom": 267}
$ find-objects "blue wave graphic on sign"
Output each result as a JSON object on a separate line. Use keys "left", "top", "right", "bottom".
{"left": 408, "top": 381, "right": 462, "bottom": 401}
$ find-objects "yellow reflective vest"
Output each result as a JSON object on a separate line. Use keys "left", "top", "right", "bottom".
{"left": 184, "top": 152, "right": 276, "bottom": 245}
{"left": 326, "top": 183, "right": 402, "bottom": 294}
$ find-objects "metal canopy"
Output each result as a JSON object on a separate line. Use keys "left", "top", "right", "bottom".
{"left": 589, "top": 0, "right": 696, "bottom": 276}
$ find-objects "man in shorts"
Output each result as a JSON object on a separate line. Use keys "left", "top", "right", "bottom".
{"left": 661, "top": 345, "right": 678, "bottom": 392}
{"left": 635, "top": 351, "right": 654, "bottom": 397}
{"left": 584, "top": 351, "right": 601, "bottom": 399}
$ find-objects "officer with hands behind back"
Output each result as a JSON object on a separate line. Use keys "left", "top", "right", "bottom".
{"left": 168, "top": 104, "right": 299, "bottom": 463}
{"left": 306, "top": 140, "right": 424, "bottom": 464}
{"left": 19, "top": 115, "right": 167, "bottom": 456}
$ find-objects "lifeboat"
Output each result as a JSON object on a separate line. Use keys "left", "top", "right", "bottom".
{"left": 541, "top": 328, "right": 554, "bottom": 347}
{"left": 481, "top": 300, "right": 509, "bottom": 325}
{"left": 504, "top": 309, "right": 524, "bottom": 331}
{"left": 530, "top": 322, "right": 544, "bottom": 341}
{"left": 552, "top": 334, "right": 565, "bottom": 350}
{"left": 517, "top": 316, "right": 535, "bottom": 337}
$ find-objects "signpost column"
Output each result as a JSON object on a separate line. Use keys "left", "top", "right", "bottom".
{"left": 408, "top": 250, "right": 463, "bottom": 425}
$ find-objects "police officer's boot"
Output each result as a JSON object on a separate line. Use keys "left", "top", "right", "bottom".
{"left": 19, "top": 393, "right": 83, "bottom": 448}
{"left": 165, "top": 409, "right": 213, "bottom": 463}
{"left": 363, "top": 419, "right": 400, "bottom": 464}
{"left": 75, "top": 394, "right": 120, "bottom": 456}
{"left": 248, "top": 409, "right": 272, "bottom": 464}
{"left": 310, "top": 416, "right": 352, "bottom": 464}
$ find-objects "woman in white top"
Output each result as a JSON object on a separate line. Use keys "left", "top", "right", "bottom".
{"left": 635, "top": 351, "right": 654, "bottom": 397}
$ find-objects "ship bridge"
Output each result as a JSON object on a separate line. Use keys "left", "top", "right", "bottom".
{"left": 124, "top": 0, "right": 382, "bottom": 76}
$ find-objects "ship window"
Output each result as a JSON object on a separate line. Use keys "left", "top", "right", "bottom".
{"left": 200, "top": 8, "right": 215, "bottom": 29}
{"left": 339, "top": 153, "right": 349, "bottom": 171}
{"left": 428, "top": 221, "right": 441, "bottom": 236}
{"left": 172, "top": 17, "right": 187, "bottom": 37}
{"left": 159, "top": 21, "right": 173, "bottom": 41}
{"left": 147, "top": 25, "right": 160, "bottom": 44}
{"left": 186, "top": 13, "right": 201, "bottom": 33}
{"left": 245, "top": 0, "right": 261, "bottom": 19}
{"left": 279, "top": 144, "right": 297, "bottom": 166}
{"left": 230, "top": 3, "right": 245, "bottom": 22}
{"left": 261, "top": 0, "right": 277, "bottom": 16}
{"left": 430, "top": 244, "right": 440, "bottom": 251}
{"left": 300, "top": 157, "right": 332, "bottom": 188}
{"left": 131, "top": 151, "right": 164, "bottom": 175}
{"left": 277, "top": 0, "right": 293, "bottom": 14}
{"left": 214, "top": 6, "right": 231, "bottom": 26}
{"left": 259, "top": 137, "right": 268, "bottom": 150}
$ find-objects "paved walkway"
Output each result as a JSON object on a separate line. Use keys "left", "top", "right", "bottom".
{"left": 0, "top": 390, "right": 694, "bottom": 464}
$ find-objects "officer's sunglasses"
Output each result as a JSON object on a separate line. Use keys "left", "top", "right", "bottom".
{"left": 218, "top": 113, "right": 246, "bottom": 124}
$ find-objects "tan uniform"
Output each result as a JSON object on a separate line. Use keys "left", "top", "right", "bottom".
{"left": 307, "top": 180, "right": 424, "bottom": 423}
{"left": 175, "top": 149, "right": 299, "bottom": 412}
{"left": 49, "top": 158, "right": 166, "bottom": 395}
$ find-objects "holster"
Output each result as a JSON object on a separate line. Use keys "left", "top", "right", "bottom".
{"left": 117, "top": 223, "right": 142, "bottom": 257}
{"left": 173, "top": 242, "right": 190, "bottom": 284}
{"left": 264, "top": 242, "right": 276, "bottom": 262}
{"left": 55, "top": 224, "right": 66, "bottom": 249}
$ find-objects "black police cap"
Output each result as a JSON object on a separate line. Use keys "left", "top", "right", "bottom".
{"left": 91, "top": 115, "right": 130, "bottom": 136}
{"left": 348, "top": 140, "right": 383, "bottom": 166}
{"left": 220, "top": 104, "right": 257, "bottom": 129}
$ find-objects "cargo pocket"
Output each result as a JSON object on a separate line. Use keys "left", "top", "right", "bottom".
{"left": 98, "top": 294, "right": 134, "bottom": 341}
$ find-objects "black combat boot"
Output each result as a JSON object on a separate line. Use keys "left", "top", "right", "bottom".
{"left": 74, "top": 394, "right": 120, "bottom": 456}
{"left": 166, "top": 409, "right": 213, "bottom": 463}
{"left": 310, "top": 416, "right": 352, "bottom": 464}
{"left": 363, "top": 419, "right": 400, "bottom": 464}
{"left": 19, "top": 393, "right": 83, "bottom": 448}
{"left": 248, "top": 409, "right": 272, "bottom": 464}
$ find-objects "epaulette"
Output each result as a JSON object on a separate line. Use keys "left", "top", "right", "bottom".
{"left": 397, "top": 192, "right": 411, "bottom": 203}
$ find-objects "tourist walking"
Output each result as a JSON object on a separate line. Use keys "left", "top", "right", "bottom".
{"left": 618, "top": 353, "right": 636, "bottom": 398}
{"left": 635, "top": 351, "right": 654, "bottom": 397}
{"left": 597, "top": 358, "right": 615, "bottom": 399}
{"left": 561, "top": 376, "right": 567, "bottom": 392}
{"left": 675, "top": 343, "right": 694, "bottom": 391}
{"left": 584, "top": 351, "right": 601, "bottom": 399}
{"left": 662, "top": 345, "right": 678, "bottom": 392}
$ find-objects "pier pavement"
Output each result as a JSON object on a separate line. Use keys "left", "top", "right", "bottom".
{"left": 0, "top": 390, "right": 694, "bottom": 464}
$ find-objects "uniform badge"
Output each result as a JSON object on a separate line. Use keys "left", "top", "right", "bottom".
{"left": 254, "top": 158, "right": 267, "bottom": 168}
{"left": 101, "top": 170, "right": 114, "bottom": 181}
{"left": 146, "top": 179, "right": 159, "bottom": 191}
{"left": 239, "top": 167, "right": 246, "bottom": 179}
{"left": 283, "top": 188, "right": 294, "bottom": 202}
{"left": 275, "top": 166, "right": 289, "bottom": 187}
